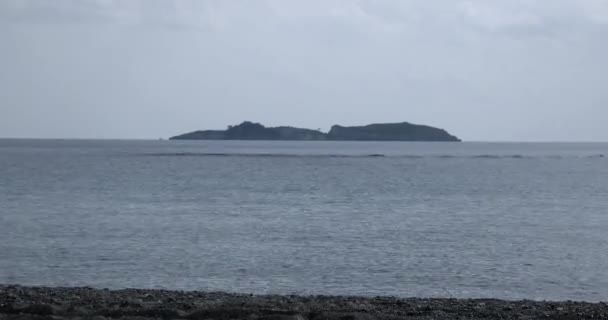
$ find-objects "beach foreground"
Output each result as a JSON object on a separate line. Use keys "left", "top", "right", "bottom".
{"left": 1, "top": 286, "right": 607, "bottom": 320}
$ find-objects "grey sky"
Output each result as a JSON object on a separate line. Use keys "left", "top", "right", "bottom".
{"left": 1, "top": 0, "right": 607, "bottom": 141}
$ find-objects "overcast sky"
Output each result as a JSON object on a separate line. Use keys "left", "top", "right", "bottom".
{"left": 1, "top": 0, "right": 607, "bottom": 141}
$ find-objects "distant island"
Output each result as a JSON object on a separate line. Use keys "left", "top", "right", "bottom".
{"left": 170, "top": 121, "right": 461, "bottom": 142}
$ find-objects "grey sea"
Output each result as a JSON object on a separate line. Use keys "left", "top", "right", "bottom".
{"left": 1, "top": 139, "right": 607, "bottom": 301}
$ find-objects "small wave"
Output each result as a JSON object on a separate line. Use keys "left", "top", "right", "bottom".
{"left": 141, "top": 153, "right": 602, "bottom": 159}
{"left": 143, "top": 153, "right": 387, "bottom": 158}
{"left": 472, "top": 154, "right": 529, "bottom": 159}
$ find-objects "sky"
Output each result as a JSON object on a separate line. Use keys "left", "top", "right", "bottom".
{"left": 0, "top": 0, "right": 607, "bottom": 141}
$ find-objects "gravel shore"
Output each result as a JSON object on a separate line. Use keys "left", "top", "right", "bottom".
{"left": 1, "top": 285, "right": 607, "bottom": 320}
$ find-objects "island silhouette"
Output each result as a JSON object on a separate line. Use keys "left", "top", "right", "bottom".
{"left": 170, "top": 121, "right": 460, "bottom": 141}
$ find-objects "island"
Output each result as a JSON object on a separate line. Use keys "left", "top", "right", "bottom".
{"left": 170, "top": 121, "right": 460, "bottom": 142}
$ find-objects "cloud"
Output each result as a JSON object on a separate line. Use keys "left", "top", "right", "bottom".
{"left": 2, "top": 0, "right": 607, "bottom": 32}
{"left": 0, "top": 0, "right": 206, "bottom": 28}
{"left": 0, "top": 0, "right": 124, "bottom": 23}
{"left": 0, "top": 1, "right": 607, "bottom": 140}
{"left": 579, "top": 0, "right": 608, "bottom": 24}
{"left": 460, "top": 1, "right": 544, "bottom": 32}
{"left": 459, "top": 0, "right": 608, "bottom": 34}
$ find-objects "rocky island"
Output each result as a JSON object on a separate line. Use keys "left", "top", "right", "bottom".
{"left": 170, "top": 121, "right": 460, "bottom": 142}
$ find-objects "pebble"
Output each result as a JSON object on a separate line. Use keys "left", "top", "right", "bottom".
{"left": 2, "top": 285, "right": 608, "bottom": 320}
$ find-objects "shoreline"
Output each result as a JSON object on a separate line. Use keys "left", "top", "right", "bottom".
{"left": 2, "top": 285, "right": 607, "bottom": 319}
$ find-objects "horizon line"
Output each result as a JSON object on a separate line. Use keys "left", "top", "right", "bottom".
{"left": 1, "top": 137, "right": 608, "bottom": 143}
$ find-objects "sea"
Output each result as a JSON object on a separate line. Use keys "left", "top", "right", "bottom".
{"left": 1, "top": 139, "right": 607, "bottom": 301}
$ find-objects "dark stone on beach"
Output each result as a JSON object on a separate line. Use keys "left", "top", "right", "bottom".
{"left": 258, "top": 314, "right": 307, "bottom": 320}
{"left": 100, "top": 306, "right": 182, "bottom": 319}
{"left": 2, "top": 304, "right": 51, "bottom": 316}
{"left": 2, "top": 285, "right": 608, "bottom": 320}
{"left": 309, "top": 312, "right": 377, "bottom": 320}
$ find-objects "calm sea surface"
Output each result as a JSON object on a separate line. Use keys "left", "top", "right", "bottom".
{"left": 1, "top": 140, "right": 607, "bottom": 301}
